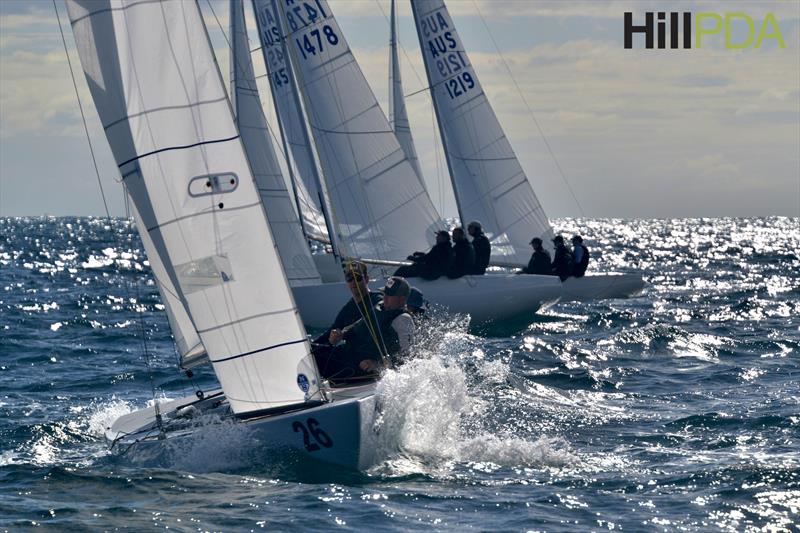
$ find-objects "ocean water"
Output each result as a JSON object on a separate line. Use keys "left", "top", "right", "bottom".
{"left": 0, "top": 216, "right": 798, "bottom": 532}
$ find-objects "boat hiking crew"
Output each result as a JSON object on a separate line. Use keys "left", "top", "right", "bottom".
{"left": 467, "top": 220, "right": 491, "bottom": 275}
{"left": 447, "top": 227, "right": 475, "bottom": 279}
{"left": 571, "top": 235, "right": 590, "bottom": 277}
{"left": 312, "top": 267, "right": 414, "bottom": 384}
{"left": 519, "top": 233, "right": 591, "bottom": 280}
{"left": 394, "top": 230, "right": 453, "bottom": 280}
{"left": 519, "top": 237, "right": 551, "bottom": 275}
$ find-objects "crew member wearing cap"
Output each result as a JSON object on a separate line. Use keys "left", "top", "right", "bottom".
{"left": 518, "top": 237, "right": 552, "bottom": 275}
{"left": 551, "top": 235, "right": 574, "bottom": 281}
{"left": 467, "top": 221, "right": 491, "bottom": 275}
{"left": 312, "top": 260, "right": 381, "bottom": 349}
{"left": 394, "top": 230, "right": 453, "bottom": 280}
{"left": 314, "top": 277, "right": 414, "bottom": 383}
{"left": 571, "top": 235, "right": 590, "bottom": 278}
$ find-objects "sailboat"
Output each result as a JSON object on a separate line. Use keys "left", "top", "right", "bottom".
{"left": 245, "top": 0, "right": 562, "bottom": 328}
{"left": 401, "top": 0, "right": 645, "bottom": 301}
{"left": 66, "top": 0, "right": 379, "bottom": 469}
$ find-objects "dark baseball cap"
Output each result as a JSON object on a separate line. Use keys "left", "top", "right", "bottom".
{"left": 382, "top": 276, "right": 410, "bottom": 297}
{"left": 552, "top": 235, "right": 565, "bottom": 243}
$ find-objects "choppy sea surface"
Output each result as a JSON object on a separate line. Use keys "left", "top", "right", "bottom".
{"left": 0, "top": 216, "right": 798, "bottom": 532}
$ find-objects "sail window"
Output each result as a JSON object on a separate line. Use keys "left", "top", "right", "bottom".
{"left": 174, "top": 255, "right": 234, "bottom": 295}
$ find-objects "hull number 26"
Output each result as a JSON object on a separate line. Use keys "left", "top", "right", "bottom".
{"left": 292, "top": 418, "right": 333, "bottom": 452}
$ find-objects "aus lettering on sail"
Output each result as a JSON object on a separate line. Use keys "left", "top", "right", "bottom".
{"left": 254, "top": 3, "right": 290, "bottom": 88}
{"left": 420, "top": 9, "right": 474, "bottom": 101}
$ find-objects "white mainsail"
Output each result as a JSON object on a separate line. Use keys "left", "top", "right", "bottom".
{"left": 389, "top": 0, "right": 423, "bottom": 180}
{"left": 252, "top": 0, "right": 332, "bottom": 246}
{"left": 411, "top": 0, "right": 554, "bottom": 265}
{"left": 275, "top": 0, "right": 445, "bottom": 261}
{"left": 67, "top": 0, "right": 322, "bottom": 415}
{"left": 230, "top": 0, "right": 321, "bottom": 285}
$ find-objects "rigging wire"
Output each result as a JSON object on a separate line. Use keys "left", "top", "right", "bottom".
{"left": 470, "top": 0, "right": 586, "bottom": 217}
{"left": 53, "top": 0, "right": 166, "bottom": 432}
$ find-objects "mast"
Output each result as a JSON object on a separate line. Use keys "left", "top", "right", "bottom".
{"left": 410, "top": 2, "right": 465, "bottom": 227}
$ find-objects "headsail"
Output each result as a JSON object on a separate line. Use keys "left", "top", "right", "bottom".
{"left": 389, "top": 0, "right": 423, "bottom": 180}
{"left": 411, "top": 0, "right": 554, "bottom": 265}
{"left": 275, "top": 0, "right": 445, "bottom": 261}
{"left": 230, "top": 0, "right": 321, "bottom": 285}
{"left": 252, "top": 0, "right": 332, "bottom": 246}
{"left": 67, "top": 0, "right": 322, "bottom": 415}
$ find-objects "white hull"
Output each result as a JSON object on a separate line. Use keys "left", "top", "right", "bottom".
{"left": 293, "top": 273, "right": 562, "bottom": 328}
{"left": 560, "top": 273, "right": 645, "bottom": 302}
{"left": 106, "top": 385, "right": 378, "bottom": 471}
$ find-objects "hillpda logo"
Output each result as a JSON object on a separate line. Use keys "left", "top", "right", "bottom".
{"left": 624, "top": 12, "right": 787, "bottom": 49}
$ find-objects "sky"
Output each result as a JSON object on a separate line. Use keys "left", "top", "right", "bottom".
{"left": 0, "top": 0, "right": 798, "bottom": 219}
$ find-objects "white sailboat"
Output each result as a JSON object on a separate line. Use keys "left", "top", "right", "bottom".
{"left": 407, "top": 0, "right": 644, "bottom": 301}
{"left": 66, "top": 0, "right": 378, "bottom": 469}
{"left": 248, "top": 0, "right": 562, "bottom": 327}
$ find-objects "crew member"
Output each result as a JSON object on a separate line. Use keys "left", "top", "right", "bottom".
{"left": 467, "top": 220, "right": 491, "bottom": 275}
{"left": 447, "top": 227, "right": 475, "bottom": 279}
{"left": 394, "top": 230, "right": 453, "bottom": 280}
{"left": 519, "top": 237, "right": 551, "bottom": 275}
{"left": 551, "top": 235, "right": 573, "bottom": 282}
{"left": 571, "top": 235, "right": 590, "bottom": 277}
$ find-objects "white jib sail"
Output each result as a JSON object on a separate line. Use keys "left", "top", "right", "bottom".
{"left": 252, "top": 0, "right": 331, "bottom": 245}
{"left": 230, "top": 0, "right": 321, "bottom": 286}
{"left": 67, "top": 0, "right": 322, "bottom": 415}
{"left": 129, "top": 196, "right": 207, "bottom": 369}
{"left": 411, "top": 0, "right": 554, "bottom": 265}
{"left": 275, "top": 0, "right": 445, "bottom": 261}
{"left": 389, "top": 0, "right": 423, "bottom": 181}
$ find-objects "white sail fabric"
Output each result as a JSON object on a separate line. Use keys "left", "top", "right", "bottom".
{"left": 129, "top": 197, "right": 207, "bottom": 368}
{"left": 411, "top": 0, "right": 554, "bottom": 265}
{"left": 252, "top": 0, "right": 330, "bottom": 245}
{"left": 67, "top": 0, "right": 322, "bottom": 415}
{"left": 389, "top": 0, "right": 423, "bottom": 180}
{"left": 275, "top": 0, "right": 445, "bottom": 261}
{"left": 230, "top": 0, "right": 321, "bottom": 286}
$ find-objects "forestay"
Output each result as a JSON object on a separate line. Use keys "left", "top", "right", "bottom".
{"left": 252, "top": 0, "right": 330, "bottom": 245}
{"left": 275, "top": 0, "right": 445, "bottom": 261}
{"left": 411, "top": 0, "right": 554, "bottom": 265}
{"left": 230, "top": 0, "right": 321, "bottom": 286}
{"left": 67, "top": 0, "right": 322, "bottom": 415}
{"left": 389, "top": 0, "right": 423, "bottom": 181}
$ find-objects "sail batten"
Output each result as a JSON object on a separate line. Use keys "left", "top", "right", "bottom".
{"left": 411, "top": 0, "right": 554, "bottom": 265}
{"left": 67, "top": 0, "right": 322, "bottom": 415}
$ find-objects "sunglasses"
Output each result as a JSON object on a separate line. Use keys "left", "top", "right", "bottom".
{"left": 345, "top": 274, "right": 364, "bottom": 283}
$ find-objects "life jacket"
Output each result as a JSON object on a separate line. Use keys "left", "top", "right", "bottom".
{"left": 342, "top": 306, "right": 406, "bottom": 361}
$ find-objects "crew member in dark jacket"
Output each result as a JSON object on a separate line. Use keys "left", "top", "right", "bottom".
{"left": 519, "top": 237, "right": 551, "bottom": 275}
{"left": 571, "top": 235, "right": 590, "bottom": 277}
{"left": 312, "top": 260, "right": 381, "bottom": 350}
{"left": 394, "top": 230, "right": 453, "bottom": 280}
{"left": 447, "top": 227, "right": 475, "bottom": 279}
{"left": 467, "top": 220, "right": 491, "bottom": 275}
{"left": 551, "top": 235, "right": 574, "bottom": 281}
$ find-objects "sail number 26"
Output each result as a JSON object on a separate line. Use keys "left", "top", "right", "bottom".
{"left": 292, "top": 418, "right": 333, "bottom": 452}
